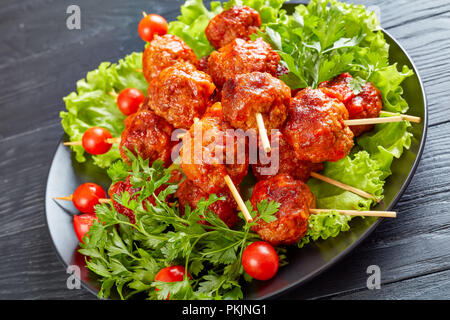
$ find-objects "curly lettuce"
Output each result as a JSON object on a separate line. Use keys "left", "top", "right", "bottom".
{"left": 60, "top": 52, "right": 147, "bottom": 168}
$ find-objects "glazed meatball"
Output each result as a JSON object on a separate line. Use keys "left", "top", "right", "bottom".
{"left": 142, "top": 34, "right": 198, "bottom": 83}
{"left": 318, "top": 72, "right": 355, "bottom": 103}
{"left": 282, "top": 87, "right": 354, "bottom": 163}
{"left": 120, "top": 110, "right": 175, "bottom": 166}
{"left": 222, "top": 72, "right": 291, "bottom": 131}
{"left": 176, "top": 180, "right": 238, "bottom": 228}
{"left": 344, "top": 82, "right": 383, "bottom": 136}
{"left": 179, "top": 103, "right": 248, "bottom": 194}
{"left": 108, "top": 170, "right": 182, "bottom": 223}
{"left": 207, "top": 38, "right": 280, "bottom": 87}
{"left": 205, "top": 6, "right": 262, "bottom": 49}
{"left": 250, "top": 174, "right": 315, "bottom": 246}
{"left": 319, "top": 73, "right": 383, "bottom": 136}
{"left": 146, "top": 62, "right": 216, "bottom": 129}
{"left": 252, "top": 131, "right": 323, "bottom": 182}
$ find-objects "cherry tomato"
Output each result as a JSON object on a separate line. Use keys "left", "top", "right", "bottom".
{"left": 154, "top": 266, "right": 191, "bottom": 299}
{"left": 242, "top": 241, "right": 279, "bottom": 281}
{"left": 138, "top": 13, "right": 168, "bottom": 42}
{"left": 82, "top": 127, "right": 113, "bottom": 155}
{"left": 117, "top": 88, "right": 145, "bottom": 115}
{"left": 72, "top": 183, "right": 106, "bottom": 214}
{"left": 73, "top": 214, "right": 98, "bottom": 243}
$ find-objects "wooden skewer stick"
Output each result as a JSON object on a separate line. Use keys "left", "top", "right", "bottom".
{"left": 381, "top": 111, "right": 421, "bottom": 123}
{"left": 255, "top": 113, "right": 271, "bottom": 153}
{"left": 224, "top": 175, "right": 253, "bottom": 223}
{"left": 54, "top": 195, "right": 73, "bottom": 201}
{"left": 310, "top": 208, "right": 396, "bottom": 218}
{"left": 53, "top": 196, "right": 111, "bottom": 204}
{"left": 63, "top": 137, "right": 121, "bottom": 146}
{"left": 344, "top": 116, "right": 404, "bottom": 126}
{"left": 310, "top": 172, "right": 381, "bottom": 202}
{"left": 142, "top": 11, "right": 147, "bottom": 17}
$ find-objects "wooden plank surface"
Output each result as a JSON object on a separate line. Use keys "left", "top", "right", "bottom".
{"left": 0, "top": 0, "right": 449, "bottom": 300}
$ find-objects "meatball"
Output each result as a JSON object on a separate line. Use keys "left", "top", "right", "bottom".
{"left": 319, "top": 73, "right": 383, "bottom": 136}
{"left": 222, "top": 72, "right": 290, "bottom": 131}
{"left": 318, "top": 72, "right": 355, "bottom": 103}
{"left": 344, "top": 82, "right": 383, "bottom": 136}
{"left": 252, "top": 131, "right": 323, "bottom": 182}
{"left": 205, "top": 6, "right": 262, "bottom": 49}
{"left": 250, "top": 174, "right": 315, "bottom": 245}
{"left": 120, "top": 110, "right": 175, "bottom": 166}
{"left": 176, "top": 180, "right": 238, "bottom": 228}
{"left": 207, "top": 38, "right": 280, "bottom": 87}
{"left": 282, "top": 87, "right": 354, "bottom": 163}
{"left": 146, "top": 62, "right": 216, "bottom": 129}
{"left": 179, "top": 103, "right": 248, "bottom": 194}
{"left": 142, "top": 34, "right": 198, "bottom": 83}
{"left": 108, "top": 170, "right": 182, "bottom": 223}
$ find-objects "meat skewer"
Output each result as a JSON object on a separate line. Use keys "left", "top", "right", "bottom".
{"left": 249, "top": 174, "right": 395, "bottom": 246}
{"left": 178, "top": 102, "right": 253, "bottom": 222}
{"left": 221, "top": 72, "right": 291, "bottom": 153}
{"left": 64, "top": 113, "right": 411, "bottom": 149}
{"left": 319, "top": 72, "right": 421, "bottom": 135}
{"left": 63, "top": 125, "right": 383, "bottom": 202}
{"left": 253, "top": 131, "right": 382, "bottom": 202}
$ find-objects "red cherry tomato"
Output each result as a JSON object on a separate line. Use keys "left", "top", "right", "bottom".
{"left": 117, "top": 88, "right": 145, "bottom": 115}
{"left": 72, "top": 183, "right": 106, "bottom": 214}
{"left": 242, "top": 241, "right": 279, "bottom": 281}
{"left": 82, "top": 127, "right": 113, "bottom": 155}
{"left": 73, "top": 214, "right": 98, "bottom": 243}
{"left": 155, "top": 266, "right": 191, "bottom": 299}
{"left": 138, "top": 13, "right": 168, "bottom": 42}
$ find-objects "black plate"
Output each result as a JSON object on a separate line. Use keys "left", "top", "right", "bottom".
{"left": 45, "top": 5, "right": 428, "bottom": 300}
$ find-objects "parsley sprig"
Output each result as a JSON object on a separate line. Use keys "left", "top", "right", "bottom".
{"left": 79, "top": 153, "right": 282, "bottom": 300}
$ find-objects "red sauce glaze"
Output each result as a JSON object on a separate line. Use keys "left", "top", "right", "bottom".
{"left": 252, "top": 131, "right": 323, "bottom": 182}
{"left": 146, "top": 62, "right": 216, "bottom": 129}
{"left": 345, "top": 82, "right": 383, "bottom": 136}
{"left": 282, "top": 87, "right": 354, "bottom": 163}
{"left": 250, "top": 174, "right": 315, "bottom": 245}
{"left": 319, "top": 73, "right": 383, "bottom": 136}
{"left": 120, "top": 109, "right": 175, "bottom": 167}
{"left": 318, "top": 72, "right": 355, "bottom": 103}
{"left": 179, "top": 103, "right": 248, "bottom": 194}
{"left": 142, "top": 34, "right": 198, "bottom": 83}
{"left": 176, "top": 179, "right": 238, "bottom": 228}
{"left": 207, "top": 38, "right": 280, "bottom": 87}
{"left": 222, "top": 72, "right": 291, "bottom": 131}
{"left": 205, "top": 6, "right": 262, "bottom": 49}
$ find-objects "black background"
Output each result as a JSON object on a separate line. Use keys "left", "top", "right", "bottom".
{"left": 1, "top": 0, "right": 449, "bottom": 299}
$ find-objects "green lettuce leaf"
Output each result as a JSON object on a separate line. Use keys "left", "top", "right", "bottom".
{"left": 259, "top": 0, "right": 390, "bottom": 88}
{"left": 369, "top": 64, "right": 413, "bottom": 113}
{"left": 60, "top": 52, "right": 147, "bottom": 168}
{"left": 298, "top": 211, "right": 351, "bottom": 248}
{"left": 168, "top": 0, "right": 223, "bottom": 58}
{"left": 308, "top": 151, "right": 385, "bottom": 210}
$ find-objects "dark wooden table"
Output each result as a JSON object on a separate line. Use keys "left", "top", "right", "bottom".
{"left": 1, "top": 0, "right": 449, "bottom": 300}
